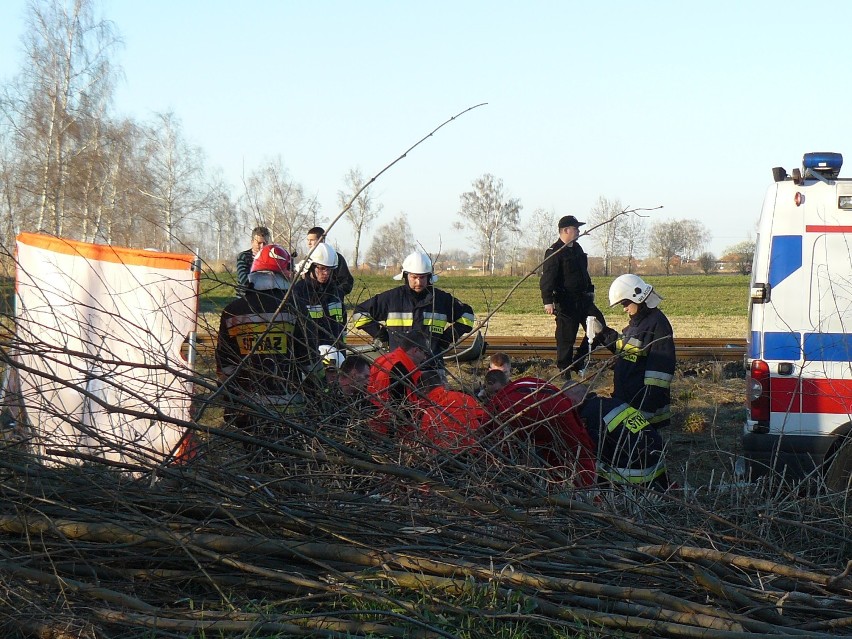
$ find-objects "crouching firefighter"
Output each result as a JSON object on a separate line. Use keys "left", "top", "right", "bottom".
{"left": 216, "top": 244, "right": 318, "bottom": 468}
{"left": 564, "top": 384, "right": 670, "bottom": 491}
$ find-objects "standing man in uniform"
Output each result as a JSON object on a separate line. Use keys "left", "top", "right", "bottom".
{"left": 235, "top": 226, "right": 271, "bottom": 295}
{"left": 539, "top": 215, "right": 605, "bottom": 380}
{"left": 304, "top": 226, "right": 354, "bottom": 296}
{"left": 352, "top": 251, "right": 476, "bottom": 362}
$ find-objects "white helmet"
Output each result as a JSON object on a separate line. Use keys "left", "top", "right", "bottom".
{"left": 318, "top": 344, "right": 345, "bottom": 368}
{"left": 393, "top": 251, "right": 438, "bottom": 283}
{"left": 304, "top": 242, "right": 339, "bottom": 269}
{"left": 608, "top": 274, "right": 662, "bottom": 308}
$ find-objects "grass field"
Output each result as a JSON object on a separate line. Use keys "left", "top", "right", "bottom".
{"left": 200, "top": 271, "right": 751, "bottom": 339}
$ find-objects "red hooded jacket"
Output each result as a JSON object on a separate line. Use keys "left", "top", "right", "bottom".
{"left": 485, "top": 377, "right": 596, "bottom": 487}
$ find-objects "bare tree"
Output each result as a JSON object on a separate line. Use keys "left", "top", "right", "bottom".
{"left": 367, "top": 213, "right": 413, "bottom": 268}
{"left": 457, "top": 173, "right": 522, "bottom": 274}
{"left": 526, "top": 207, "right": 556, "bottom": 256}
{"left": 620, "top": 213, "right": 647, "bottom": 274}
{"left": 242, "top": 158, "right": 317, "bottom": 255}
{"left": 0, "top": 0, "right": 119, "bottom": 238}
{"left": 681, "top": 219, "right": 712, "bottom": 262}
{"left": 648, "top": 218, "right": 711, "bottom": 275}
{"left": 338, "top": 167, "right": 381, "bottom": 268}
{"left": 722, "top": 238, "right": 756, "bottom": 275}
{"left": 697, "top": 251, "right": 718, "bottom": 275}
{"left": 587, "top": 196, "right": 622, "bottom": 276}
{"left": 138, "top": 112, "right": 210, "bottom": 252}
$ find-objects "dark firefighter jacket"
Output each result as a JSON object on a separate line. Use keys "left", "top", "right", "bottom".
{"left": 291, "top": 274, "right": 346, "bottom": 348}
{"left": 352, "top": 284, "right": 475, "bottom": 355}
{"left": 216, "top": 287, "right": 316, "bottom": 398}
{"left": 579, "top": 394, "right": 668, "bottom": 487}
{"left": 597, "top": 306, "right": 675, "bottom": 428}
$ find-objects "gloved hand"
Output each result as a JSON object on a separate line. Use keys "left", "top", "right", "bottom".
{"left": 586, "top": 316, "right": 604, "bottom": 342}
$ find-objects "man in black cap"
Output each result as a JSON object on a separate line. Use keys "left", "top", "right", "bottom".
{"left": 539, "top": 215, "right": 606, "bottom": 380}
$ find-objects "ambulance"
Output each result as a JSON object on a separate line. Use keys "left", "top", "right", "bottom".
{"left": 744, "top": 152, "right": 852, "bottom": 487}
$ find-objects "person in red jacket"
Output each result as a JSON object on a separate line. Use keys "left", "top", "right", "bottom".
{"left": 483, "top": 371, "right": 596, "bottom": 488}
{"left": 416, "top": 370, "right": 485, "bottom": 452}
{"left": 367, "top": 330, "right": 431, "bottom": 436}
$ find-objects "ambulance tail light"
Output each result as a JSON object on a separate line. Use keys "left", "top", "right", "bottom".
{"left": 748, "top": 360, "right": 771, "bottom": 426}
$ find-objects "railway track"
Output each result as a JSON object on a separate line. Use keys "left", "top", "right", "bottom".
{"left": 187, "top": 331, "right": 747, "bottom": 361}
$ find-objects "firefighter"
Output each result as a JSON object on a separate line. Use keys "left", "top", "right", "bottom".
{"left": 590, "top": 274, "right": 675, "bottom": 429}
{"left": 216, "top": 244, "right": 317, "bottom": 465}
{"left": 291, "top": 242, "right": 347, "bottom": 365}
{"left": 352, "top": 251, "right": 475, "bottom": 362}
{"left": 563, "top": 383, "right": 670, "bottom": 490}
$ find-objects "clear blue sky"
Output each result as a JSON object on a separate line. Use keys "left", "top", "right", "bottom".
{"left": 3, "top": 0, "right": 852, "bottom": 259}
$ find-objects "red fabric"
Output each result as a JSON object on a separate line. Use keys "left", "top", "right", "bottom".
{"left": 419, "top": 386, "right": 485, "bottom": 451}
{"left": 485, "top": 376, "right": 596, "bottom": 486}
{"left": 368, "top": 347, "right": 421, "bottom": 404}
{"left": 367, "top": 347, "right": 422, "bottom": 436}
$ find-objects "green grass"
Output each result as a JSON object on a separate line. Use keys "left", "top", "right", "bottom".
{"left": 201, "top": 271, "right": 751, "bottom": 320}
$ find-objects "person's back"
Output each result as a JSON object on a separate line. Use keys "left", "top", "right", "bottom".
{"left": 485, "top": 376, "right": 596, "bottom": 486}
{"left": 417, "top": 371, "right": 485, "bottom": 452}
{"left": 218, "top": 245, "right": 313, "bottom": 403}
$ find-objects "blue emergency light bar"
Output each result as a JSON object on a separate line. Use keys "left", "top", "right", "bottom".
{"left": 803, "top": 152, "right": 843, "bottom": 175}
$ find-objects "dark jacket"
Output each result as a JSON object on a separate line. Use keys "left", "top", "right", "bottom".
{"left": 235, "top": 248, "right": 254, "bottom": 295}
{"left": 352, "top": 284, "right": 475, "bottom": 355}
{"left": 579, "top": 393, "right": 668, "bottom": 486}
{"left": 333, "top": 253, "right": 355, "bottom": 297}
{"left": 598, "top": 306, "right": 675, "bottom": 427}
{"left": 291, "top": 273, "right": 346, "bottom": 348}
{"left": 216, "top": 287, "right": 316, "bottom": 397}
{"left": 539, "top": 240, "right": 594, "bottom": 311}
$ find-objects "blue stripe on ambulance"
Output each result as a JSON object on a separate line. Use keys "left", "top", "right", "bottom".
{"left": 803, "top": 333, "right": 852, "bottom": 361}
{"left": 762, "top": 332, "right": 801, "bottom": 360}
{"left": 768, "top": 235, "right": 802, "bottom": 288}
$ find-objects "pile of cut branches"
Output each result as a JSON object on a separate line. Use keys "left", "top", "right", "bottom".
{"left": 0, "top": 415, "right": 850, "bottom": 639}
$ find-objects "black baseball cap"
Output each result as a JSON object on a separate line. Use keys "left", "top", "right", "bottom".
{"left": 558, "top": 215, "right": 585, "bottom": 229}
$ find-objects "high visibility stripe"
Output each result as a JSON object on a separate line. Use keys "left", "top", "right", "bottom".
{"left": 224, "top": 311, "right": 296, "bottom": 328}
{"left": 644, "top": 406, "right": 672, "bottom": 424}
{"left": 352, "top": 312, "right": 373, "bottom": 328}
{"left": 604, "top": 403, "right": 650, "bottom": 435}
{"left": 457, "top": 313, "right": 476, "bottom": 328}
{"left": 597, "top": 462, "right": 667, "bottom": 485}
{"left": 616, "top": 337, "right": 647, "bottom": 357}
{"left": 645, "top": 370, "right": 672, "bottom": 388}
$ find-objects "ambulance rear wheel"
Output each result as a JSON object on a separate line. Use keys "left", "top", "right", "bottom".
{"left": 824, "top": 438, "right": 852, "bottom": 492}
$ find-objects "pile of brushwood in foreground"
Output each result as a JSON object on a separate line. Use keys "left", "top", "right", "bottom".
{"left": 1, "top": 414, "right": 851, "bottom": 639}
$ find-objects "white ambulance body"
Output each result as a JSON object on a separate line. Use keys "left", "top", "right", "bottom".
{"left": 745, "top": 152, "right": 852, "bottom": 483}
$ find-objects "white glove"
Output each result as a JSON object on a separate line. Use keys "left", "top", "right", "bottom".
{"left": 586, "top": 316, "right": 603, "bottom": 341}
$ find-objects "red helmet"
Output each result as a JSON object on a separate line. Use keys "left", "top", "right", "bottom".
{"left": 251, "top": 244, "right": 292, "bottom": 274}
